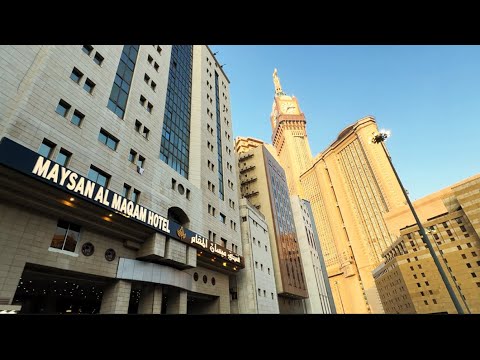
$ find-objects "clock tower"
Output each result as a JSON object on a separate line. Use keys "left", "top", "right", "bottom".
{"left": 270, "top": 69, "right": 313, "bottom": 196}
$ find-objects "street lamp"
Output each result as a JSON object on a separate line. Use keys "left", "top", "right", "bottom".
{"left": 425, "top": 226, "right": 471, "bottom": 313}
{"left": 370, "top": 129, "right": 465, "bottom": 314}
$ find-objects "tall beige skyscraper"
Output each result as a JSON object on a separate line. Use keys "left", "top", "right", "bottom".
{"left": 270, "top": 69, "right": 312, "bottom": 197}
{"left": 269, "top": 70, "right": 407, "bottom": 313}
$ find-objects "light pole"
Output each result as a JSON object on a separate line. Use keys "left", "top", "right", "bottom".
{"left": 425, "top": 226, "right": 471, "bottom": 313}
{"left": 370, "top": 129, "right": 464, "bottom": 314}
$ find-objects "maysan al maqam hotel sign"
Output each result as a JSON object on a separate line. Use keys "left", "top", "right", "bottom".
{"left": 0, "top": 137, "right": 243, "bottom": 268}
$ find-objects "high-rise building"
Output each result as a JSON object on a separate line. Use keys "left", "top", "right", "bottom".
{"left": 237, "top": 198, "right": 279, "bottom": 313}
{"left": 0, "top": 45, "right": 244, "bottom": 314}
{"left": 235, "top": 137, "right": 308, "bottom": 313}
{"left": 290, "top": 196, "right": 336, "bottom": 313}
{"left": 269, "top": 70, "right": 407, "bottom": 313}
{"left": 300, "top": 117, "right": 407, "bottom": 313}
{"left": 374, "top": 174, "right": 480, "bottom": 314}
{"left": 270, "top": 69, "right": 312, "bottom": 197}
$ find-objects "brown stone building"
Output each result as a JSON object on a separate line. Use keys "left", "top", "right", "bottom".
{"left": 235, "top": 137, "right": 308, "bottom": 313}
{"left": 373, "top": 174, "right": 480, "bottom": 314}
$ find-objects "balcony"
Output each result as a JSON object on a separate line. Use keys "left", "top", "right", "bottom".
{"left": 239, "top": 164, "right": 255, "bottom": 173}
{"left": 241, "top": 176, "right": 257, "bottom": 185}
{"left": 244, "top": 190, "right": 259, "bottom": 198}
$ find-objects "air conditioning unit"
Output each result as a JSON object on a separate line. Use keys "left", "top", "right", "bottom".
{"left": 137, "top": 166, "right": 145, "bottom": 175}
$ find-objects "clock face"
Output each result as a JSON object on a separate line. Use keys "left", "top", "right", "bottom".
{"left": 280, "top": 101, "right": 296, "bottom": 114}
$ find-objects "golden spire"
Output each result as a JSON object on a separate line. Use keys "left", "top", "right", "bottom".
{"left": 273, "top": 68, "right": 284, "bottom": 96}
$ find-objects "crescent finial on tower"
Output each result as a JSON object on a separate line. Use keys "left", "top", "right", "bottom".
{"left": 273, "top": 68, "right": 284, "bottom": 96}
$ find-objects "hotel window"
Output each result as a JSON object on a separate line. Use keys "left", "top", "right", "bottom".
{"left": 82, "top": 45, "right": 93, "bottom": 55}
{"left": 128, "top": 149, "right": 137, "bottom": 163}
{"left": 242, "top": 216, "right": 247, "bottom": 222}
{"left": 38, "top": 139, "right": 56, "bottom": 158}
{"left": 255, "top": 261, "right": 258, "bottom": 269}
{"left": 135, "top": 120, "right": 142, "bottom": 132}
{"left": 157, "top": 46, "right": 162, "bottom": 55}
{"left": 466, "top": 263, "right": 472, "bottom": 268}
{"left": 142, "top": 127, "right": 150, "bottom": 139}
{"left": 221, "top": 238, "right": 227, "bottom": 247}
{"left": 70, "top": 67, "right": 83, "bottom": 83}
{"left": 71, "top": 110, "right": 84, "bottom": 127}
{"left": 442, "top": 222, "right": 449, "bottom": 228}
{"left": 107, "top": 45, "right": 139, "bottom": 119}
{"left": 56, "top": 99, "right": 71, "bottom": 117}
{"left": 93, "top": 52, "right": 104, "bottom": 66}
{"left": 144, "top": 73, "right": 150, "bottom": 84}
{"left": 137, "top": 155, "right": 145, "bottom": 168}
{"left": 83, "top": 78, "right": 96, "bottom": 94}
{"left": 432, "top": 299, "right": 437, "bottom": 304}
{"left": 50, "top": 220, "right": 81, "bottom": 252}
{"left": 140, "top": 95, "right": 146, "bottom": 106}
{"left": 151, "top": 81, "right": 157, "bottom": 91}
{"left": 132, "top": 189, "right": 141, "bottom": 204}
{"left": 220, "top": 213, "right": 226, "bottom": 224}
{"left": 147, "top": 102, "right": 153, "bottom": 113}
{"left": 263, "top": 290, "right": 266, "bottom": 297}
{"left": 160, "top": 45, "right": 192, "bottom": 178}
{"left": 460, "top": 225, "right": 467, "bottom": 232}
{"left": 147, "top": 55, "right": 153, "bottom": 64}
{"left": 268, "top": 268, "right": 270, "bottom": 275}
{"left": 271, "top": 293, "right": 274, "bottom": 299}
{"left": 122, "top": 183, "right": 131, "bottom": 198}
{"left": 87, "top": 165, "right": 110, "bottom": 187}
{"left": 98, "top": 129, "right": 118, "bottom": 150}
{"left": 258, "top": 289, "right": 261, "bottom": 296}
{"left": 462, "top": 254, "right": 467, "bottom": 259}
{"left": 455, "top": 217, "right": 463, "bottom": 224}
{"left": 446, "top": 229, "right": 452, "bottom": 236}
{"left": 472, "top": 273, "right": 478, "bottom": 278}
{"left": 56, "top": 148, "right": 72, "bottom": 167}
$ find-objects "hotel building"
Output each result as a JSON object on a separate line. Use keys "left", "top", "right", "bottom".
{"left": 0, "top": 45, "right": 244, "bottom": 314}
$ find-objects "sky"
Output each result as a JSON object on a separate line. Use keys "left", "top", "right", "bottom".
{"left": 211, "top": 45, "right": 480, "bottom": 201}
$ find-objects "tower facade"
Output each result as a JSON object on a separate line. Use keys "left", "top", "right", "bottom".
{"left": 300, "top": 117, "right": 407, "bottom": 313}
{"left": 270, "top": 69, "right": 312, "bottom": 197}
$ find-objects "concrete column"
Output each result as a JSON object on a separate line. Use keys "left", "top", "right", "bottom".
{"left": 99, "top": 280, "right": 131, "bottom": 314}
{"left": 0, "top": 260, "right": 26, "bottom": 305}
{"left": 166, "top": 288, "right": 187, "bottom": 314}
{"left": 138, "top": 284, "right": 163, "bottom": 314}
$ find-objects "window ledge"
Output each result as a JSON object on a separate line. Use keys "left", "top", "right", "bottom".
{"left": 48, "top": 247, "right": 79, "bottom": 257}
